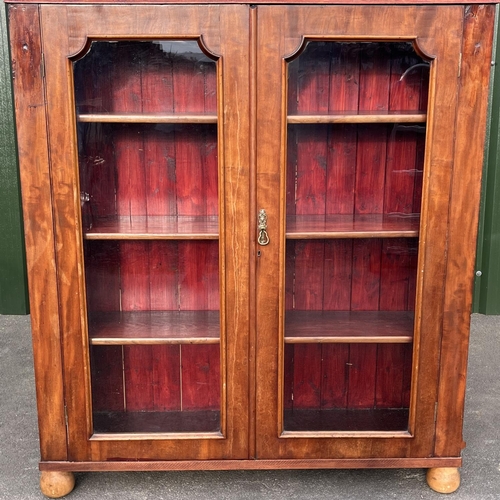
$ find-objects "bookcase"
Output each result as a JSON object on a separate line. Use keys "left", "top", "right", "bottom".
{"left": 7, "top": 2, "right": 495, "bottom": 497}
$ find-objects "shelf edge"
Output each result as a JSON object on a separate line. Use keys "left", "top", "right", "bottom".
{"left": 286, "top": 231, "right": 419, "bottom": 239}
{"left": 284, "top": 336, "right": 413, "bottom": 344}
{"left": 84, "top": 234, "right": 219, "bottom": 240}
{"left": 78, "top": 113, "right": 218, "bottom": 124}
{"left": 287, "top": 113, "right": 426, "bottom": 124}
{"left": 90, "top": 338, "right": 220, "bottom": 345}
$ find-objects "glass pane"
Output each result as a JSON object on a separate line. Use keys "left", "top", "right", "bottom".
{"left": 74, "top": 40, "right": 221, "bottom": 434}
{"left": 284, "top": 41, "right": 428, "bottom": 432}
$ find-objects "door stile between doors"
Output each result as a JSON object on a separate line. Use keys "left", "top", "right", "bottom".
{"left": 248, "top": 4, "right": 259, "bottom": 461}
{"left": 255, "top": 4, "right": 464, "bottom": 460}
{"left": 39, "top": 4, "right": 251, "bottom": 462}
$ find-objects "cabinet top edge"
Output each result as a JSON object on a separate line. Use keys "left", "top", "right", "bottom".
{"left": 5, "top": 0, "right": 499, "bottom": 4}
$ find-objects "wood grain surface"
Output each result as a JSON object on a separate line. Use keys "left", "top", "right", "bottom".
{"left": 256, "top": 4, "right": 467, "bottom": 460}
{"left": 37, "top": 3, "right": 251, "bottom": 462}
{"left": 10, "top": 0, "right": 492, "bottom": 471}
{"left": 8, "top": 4, "right": 68, "bottom": 461}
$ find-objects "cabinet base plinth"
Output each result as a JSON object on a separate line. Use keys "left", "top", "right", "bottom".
{"left": 40, "top": 471, "right": 75, "bottom": 498}
{"left": 40, "top": 457, "right": 461, "bottom": 472}
{"left": 426, "top": 467, "right": 460, "bottom": 494}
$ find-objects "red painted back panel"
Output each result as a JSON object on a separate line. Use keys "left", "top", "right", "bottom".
{"left": 285, "top": 42, "right": 425, "bottom": 415}
{"left": 76, "top": 41, "right": 221, "bottom": 420}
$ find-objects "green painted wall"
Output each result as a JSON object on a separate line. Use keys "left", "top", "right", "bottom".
{"left": 0, "top": 1, "right": 29, "bottom": 314}
{"left": 474, "top": 9, "right": 500, "bottom": 315}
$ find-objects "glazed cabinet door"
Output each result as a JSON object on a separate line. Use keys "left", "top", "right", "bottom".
{"left": 255, "top": 5, "right": 470, "bottom": 460}
{"left": 38, "top": 4, "right": 250, "bottom": 461}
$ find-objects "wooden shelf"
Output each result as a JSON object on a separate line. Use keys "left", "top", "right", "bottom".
{"left": 285, "top": 311, "right": 414, "bottom": 343}
{"left": 84, "top": 216, "right": 219, "bottom": 240}
{"left": 93, "top": 410, "right": 220, "bottom": 434}
{"left": 287, "top": 112, "right": 426, "bottom": 124}
{"left": 283, "top": 408, "right": 409, "bottom": 432}
{"left": 78, "top": 113, "right": 218, "bottom": 124}
{"left": 89, "top": 311, "right": 220, "bottom": 345}
{"left": 286, "top": 214, "right": 420, "bottom": 239}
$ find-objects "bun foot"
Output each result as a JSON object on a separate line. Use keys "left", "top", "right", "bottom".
{"left": 40, "top": 471, "right": 75, "bottom": 498}
{"left": 426, "top": 467, "right": 460, "bottom": 494}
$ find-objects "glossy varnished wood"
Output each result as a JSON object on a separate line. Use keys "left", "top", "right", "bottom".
{"left": 285, "top": 311, "right": 414, "bottom": 343}
{"left": 89, "top": 311, "right": 220, "bottom": 344}
{"left": 256, "top": 4, "right": 465, "bottom": 461}
{"left": 286, "top": 214, "right": 419, "bottom": 239}
{"left": 434, "top": 4, "right": 496, "bottom": 458}
{"left": 38, "top": 3, "right": 251, "bottom": 462}
{"left": 39, "top": 456, "right": 462, "bottom": 472}
{"left": 78, "top": 113, "right": 217, "bottom": 123}
{"left": 8, "top": 4, "right": 68, "bottom": 462}
{"left": 287, "top": 113, "right": 426, "bottom": 124}
{"left": 84, "top": 216, "right": 219, "bottom": 240}
{"left": 9, "top": 0, "right": 493, "bottom": 489}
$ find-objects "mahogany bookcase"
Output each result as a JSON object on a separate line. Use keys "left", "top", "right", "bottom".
{"left": 7, "top": 1, "right": 496, "bottom": 497}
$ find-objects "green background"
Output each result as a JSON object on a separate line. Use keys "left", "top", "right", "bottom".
{"left": 0, "top": 1, "right": 28, "bottom": 315}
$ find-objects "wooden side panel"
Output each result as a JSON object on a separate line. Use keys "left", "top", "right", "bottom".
{"left": 435, "top": 4, "right": 495, "bottom": 457}
{"left": 8, "top": 4, "right": 68, "bottom": 461}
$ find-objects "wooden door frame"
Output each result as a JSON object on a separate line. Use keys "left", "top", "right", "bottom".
{"left": 13, "top": 3, "right": 252, "bottom": 462}
{"left": 255, "top": 4, "right": 494, "bottom": 461}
